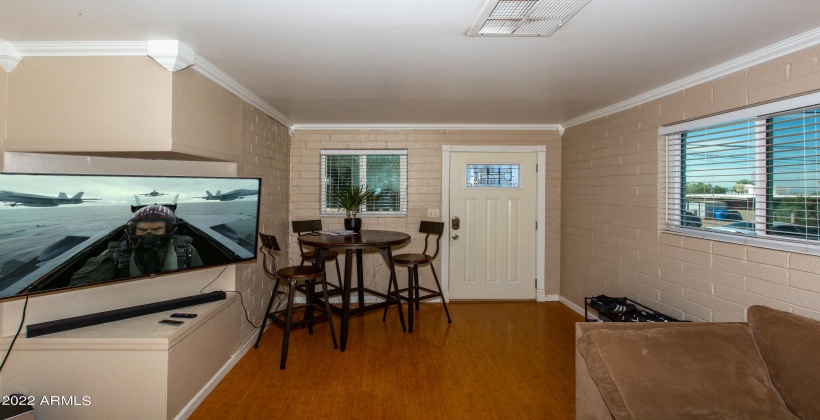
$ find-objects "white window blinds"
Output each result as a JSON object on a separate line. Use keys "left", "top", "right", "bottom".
{"left": 320, "top": 150, "right": 408, "bottom": 216}
{"left": 663, "top": 93, "right": 820, "bottom": 252}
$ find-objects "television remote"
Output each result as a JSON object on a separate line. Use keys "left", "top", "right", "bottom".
{"left": 159, "top": 319, "right": 184, "bottom": 326}
{"left": 170, "top": 313, "right": 197, "bottom": 318}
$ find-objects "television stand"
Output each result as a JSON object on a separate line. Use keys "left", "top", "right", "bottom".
{"left": 0, "top": 294, "right": 240, "bottom": 419}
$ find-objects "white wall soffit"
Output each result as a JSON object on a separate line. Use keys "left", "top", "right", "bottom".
{"left": 6, "top": 40, "right": 294, "bottom": 127}
{"left": 561, "top": 26, "right": 820, "bottom": 129}
{"left": 293, "top": 123, "right": 564, "bottom": 133}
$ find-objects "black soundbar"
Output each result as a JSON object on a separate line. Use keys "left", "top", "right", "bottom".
{"left": 26, "top": 291, "right": 226, "bottom": 338}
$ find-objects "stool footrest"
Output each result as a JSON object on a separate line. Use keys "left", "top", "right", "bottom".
{"left": 294, "top": 282, "right": 340, "bottom": 294}
{"left": 266, "top": 306, "right": 331, "bottom": 324}
{"left": 389, "top": 286, "right": 444, "bottom": 302}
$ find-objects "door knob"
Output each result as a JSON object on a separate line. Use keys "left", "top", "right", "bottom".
{"left": 452, "top": 234, "right": 459, "bottom": 240}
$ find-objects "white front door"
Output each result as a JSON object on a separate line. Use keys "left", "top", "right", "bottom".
{"left": 448, "top": 152, "right": 537, "bottom": 300}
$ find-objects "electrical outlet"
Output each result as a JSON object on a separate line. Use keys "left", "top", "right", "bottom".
{"left": 427, "top": 208, "right": 440, "bottom": 218}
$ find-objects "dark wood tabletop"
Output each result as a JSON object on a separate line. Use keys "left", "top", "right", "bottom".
{"left": 298, "top": 229, "right": 411, "bottom": 249}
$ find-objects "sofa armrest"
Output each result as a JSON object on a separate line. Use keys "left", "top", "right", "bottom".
{"left": 576, "top": 342, "right": 612, "bottom": 419}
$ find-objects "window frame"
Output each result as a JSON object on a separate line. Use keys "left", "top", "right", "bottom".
{"left": 320, "top": 149, "right": 408, "bottom": 217}
{"left": 661, "top": 91, "right": 820, "bottom": 255}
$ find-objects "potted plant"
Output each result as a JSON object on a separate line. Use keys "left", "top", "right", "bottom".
{"left": 332, "top": 184, "right": 375, "bottom": 232}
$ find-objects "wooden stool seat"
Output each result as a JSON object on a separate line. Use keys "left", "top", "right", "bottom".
{"left": 392, "top": 253, "right": 431, "bottom": 264}
{"left": 277, "top": 265, "right": 325, "bottom": 279}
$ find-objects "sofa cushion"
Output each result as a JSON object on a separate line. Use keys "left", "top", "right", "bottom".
{"left": 748, "top": 305, "right": 820, "bottom": 420}
{"left": 577, "top": 323, "right": 796, "bottom": 420}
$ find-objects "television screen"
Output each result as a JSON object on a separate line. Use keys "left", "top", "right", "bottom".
{"left": 0, "top": 173, "right": 261, "bottom": 301}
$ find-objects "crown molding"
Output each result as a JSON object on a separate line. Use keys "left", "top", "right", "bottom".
{"left": 0, "top": 40, "right": 22, "bottom": 72}
{"left": 191, "top": 54, "right": 293, "bottom": 126}
{"left": 292, "top": 123, "right": 563, "bottom": 132}
{"left": 5, "top": 40, "right": 293, "bottom": 127}
{"left": 10, "top": 40, "right": 148, "bottom": 56}
{"left": 147, "top": 40, "right": 194, "bottom": 72}
{"left": 562, "top": 26, "right": 820, "bottom": 129}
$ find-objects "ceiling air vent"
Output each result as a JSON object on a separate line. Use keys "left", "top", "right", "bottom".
{"left": 467, "top": 0, "right": 591, "bottom": 37}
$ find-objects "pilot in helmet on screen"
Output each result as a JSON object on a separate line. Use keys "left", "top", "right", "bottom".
{"left": 71, "top": 205, "right": 203, "bottom": 284}
{"left": 119, "top": 205, "right": 203, "bottom": 275}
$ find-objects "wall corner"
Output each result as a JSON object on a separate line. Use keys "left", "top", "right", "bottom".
{"left": 0, "top": 41, "right": 21, "bottom": 73}
{"left": 147, "top": 40, "right": 195, "bottom": 72}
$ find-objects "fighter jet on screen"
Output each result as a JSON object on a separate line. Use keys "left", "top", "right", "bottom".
{"left": 133, "top": 194, "right": 179, "bottom": 211}
{"left": 196, "top": 189, "right": 258, "bottom": 201}
{"left": 138, "top": 190, "right": 168, "bottom": 197}
{"left": 0, "top": 191, "right": 100, "bottom": 207}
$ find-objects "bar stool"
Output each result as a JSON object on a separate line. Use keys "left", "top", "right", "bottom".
{"left": 292, "top": 219, "right": 343, "bottom": 288}
{"left": 383, "top": 221, "right": 451, "bottom": 332}
{"left": 254, "top": 233, "right": 337, "bottom": 369}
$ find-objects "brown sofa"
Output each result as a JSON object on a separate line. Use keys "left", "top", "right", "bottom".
{"left": 575, "top": 305, "right": 820, "bottom": 419}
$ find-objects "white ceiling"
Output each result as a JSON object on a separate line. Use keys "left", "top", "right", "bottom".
{"left": 2, "top": 0, "right": 820, "bottom": 128}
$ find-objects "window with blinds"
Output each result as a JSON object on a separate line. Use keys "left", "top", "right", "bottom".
{"left": 662, "top": 92, "right": 820, "bottom": 251}
{"left": 320, "top": 150, "right": 408, "bottom": 216}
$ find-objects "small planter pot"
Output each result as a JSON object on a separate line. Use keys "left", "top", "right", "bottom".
{"left": 344, "top": 217, "right": 362, "bottom": 233}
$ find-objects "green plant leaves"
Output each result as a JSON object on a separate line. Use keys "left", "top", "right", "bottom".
{"left": 332, "top": 184, "right": 375, "bottom": 218}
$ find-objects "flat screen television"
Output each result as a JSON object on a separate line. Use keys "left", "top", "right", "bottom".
{"left": 0, "top": 173, "right": 261, "bottom": 302}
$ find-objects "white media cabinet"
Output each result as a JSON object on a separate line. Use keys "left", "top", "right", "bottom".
{"left": 0, "top": 294, "right": 240, "bottom": 419}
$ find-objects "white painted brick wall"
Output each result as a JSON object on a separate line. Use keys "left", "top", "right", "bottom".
{"left": 562, "top": 44, "right": 820, "bottom": 321}
{"left": 236, "top": 105, "right": 291, "bottom": 339}
{"left": 290, "top": 129, "right": 562, "bottom": 296}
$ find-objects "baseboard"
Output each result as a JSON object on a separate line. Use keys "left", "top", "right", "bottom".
{"left": 559, "top": 295, "right": 585, "bottom": 317}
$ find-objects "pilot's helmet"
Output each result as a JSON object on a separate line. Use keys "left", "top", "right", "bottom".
{"left": 127, "top": 205, "right": 177, "bottom": 237}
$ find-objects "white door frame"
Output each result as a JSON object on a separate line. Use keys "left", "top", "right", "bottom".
{"left": 441, "top": 145, "right": 547, "bottom": 302}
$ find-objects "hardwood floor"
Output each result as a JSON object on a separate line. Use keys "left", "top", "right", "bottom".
{"left": 191, "top": 301, "right": 583, "bottom": 419}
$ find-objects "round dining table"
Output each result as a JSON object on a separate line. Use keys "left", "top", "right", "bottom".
{"left": 298, "top": 229, "right": 411, "bottom": 351}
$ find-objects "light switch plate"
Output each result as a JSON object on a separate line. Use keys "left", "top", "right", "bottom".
{"left": 427, "top": 208, "right": 440, "bottom": 218}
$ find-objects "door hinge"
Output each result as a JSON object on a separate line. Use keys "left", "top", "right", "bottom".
{"left": 536, "top": 164, "right": 538, "bottom": 172}
{"left": 535, "top": 221, "right": 538, "bottom": 230}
